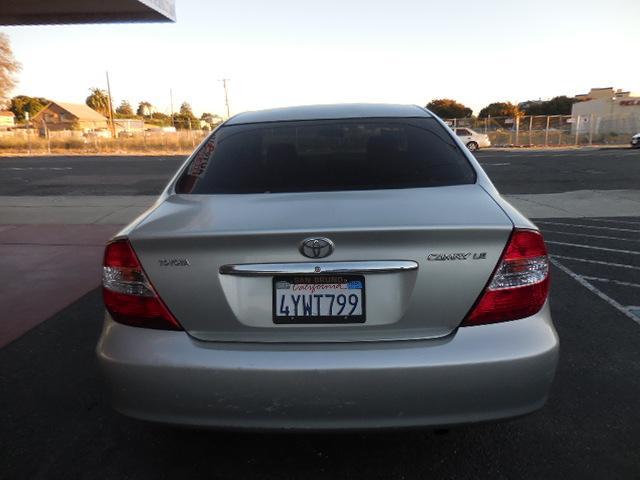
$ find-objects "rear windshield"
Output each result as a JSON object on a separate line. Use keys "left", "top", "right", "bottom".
{"left": 175, "top": 118, "right": 476, "bottom": 194}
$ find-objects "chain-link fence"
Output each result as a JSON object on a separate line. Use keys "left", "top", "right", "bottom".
{"left": 2, "top": 113, "right": 639, "bottom": 153}
{"left": 444, "top": 113, "right": 640, "bottom": 147}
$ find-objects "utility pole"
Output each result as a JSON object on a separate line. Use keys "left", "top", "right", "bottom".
{"left": 25, "top": 111, "right": 31, "bottom": 155}
{"left": 105, "top": 71, "right": 116, "bottom": 139}
{"left": 169, "top": 88, "right": 175, "bottom": 128}
{"left": 219, "top": 78, "right": 231, "bottom": 118}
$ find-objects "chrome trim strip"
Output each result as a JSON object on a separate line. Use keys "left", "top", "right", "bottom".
{"left": 219, "top": 260, "right": 418, "bottom": 276}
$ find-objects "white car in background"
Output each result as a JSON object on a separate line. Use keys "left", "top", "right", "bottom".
{"left": 454, "top": 127, "right": 491, "bottom": 151}
{"left": 631, "top": 133, "right": 640, "bottom": 148}
{"left": 83, "top": 129, "right": 112, "bottom": 139}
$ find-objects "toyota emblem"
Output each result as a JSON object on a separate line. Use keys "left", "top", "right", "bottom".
{"left": 299, "top": 237, "right": 334, "bottom": 259}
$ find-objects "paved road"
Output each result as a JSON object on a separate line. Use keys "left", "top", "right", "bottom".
{"left": 1, "top": 148, "right": 639, "bottom": 196}
{"left": 0, "top": 155, "right": 184, "bottom": 196}
{"left": 2, "top": 149, "right": 640, "bottom": 479}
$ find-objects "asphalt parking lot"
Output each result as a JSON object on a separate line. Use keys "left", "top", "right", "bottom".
{"left": 1, "top": 148, "right": 640, "bottom": 479}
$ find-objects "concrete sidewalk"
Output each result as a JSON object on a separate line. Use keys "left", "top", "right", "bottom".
{"left": 0, "top": 196, "right": 154, "bottom": 224}
{"left": 505, "top": 189, "right": 640, "bottom": 219}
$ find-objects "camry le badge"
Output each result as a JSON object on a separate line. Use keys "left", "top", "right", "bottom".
{"left": 299, "top": 237, "right": 334, "bottom": 259}
{"left": 427, "top": 252, "right": 487, "bottom": 261}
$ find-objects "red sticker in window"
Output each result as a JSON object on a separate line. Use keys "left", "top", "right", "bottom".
{"left": 188, "top": 136, "right": 216, "bottom": 177}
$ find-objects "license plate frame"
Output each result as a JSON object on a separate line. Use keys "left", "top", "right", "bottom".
{"left": 272, "top": 274, "right": 366, "bottom": 324}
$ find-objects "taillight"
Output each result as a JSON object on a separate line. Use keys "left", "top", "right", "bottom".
{"left": 462, "top": 229, "right": 549, "bottom": 326}
{"left": 102, "top": 239, "right": 182, "bottom": 330}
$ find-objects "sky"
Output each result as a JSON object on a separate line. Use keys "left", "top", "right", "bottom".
{"left": 3, "top": 0, "right": 639, "bottom": 117}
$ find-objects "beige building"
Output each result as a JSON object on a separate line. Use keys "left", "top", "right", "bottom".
{"left": 572, "top": 87, "right": 640, "bottom": 134}
{"left": 0, "top": 111, "right": 16, "bottom": 129}
{"left": 31, "top": 102, "right": 109, "bottom": 132}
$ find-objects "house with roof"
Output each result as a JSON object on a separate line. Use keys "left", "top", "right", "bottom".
{"left": 31, "top": 101, "right": 109, "bottom": 132}
{"left": 0, "top": 111, "right": 16, "bottom": 130}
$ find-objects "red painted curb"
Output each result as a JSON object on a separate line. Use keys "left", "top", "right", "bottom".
{"left": 0, "top": 224, "right": 123, "bottom": 348}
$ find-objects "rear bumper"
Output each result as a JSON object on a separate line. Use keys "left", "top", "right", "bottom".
{"left": 96, "top": 304, "right": 558, "bottom": 430}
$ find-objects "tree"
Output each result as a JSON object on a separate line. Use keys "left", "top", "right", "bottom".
{"left": 478, "top": 102, "right": 520, "bottom": 118}
{"left": 520, "top": 96, "right": 577, "bottom": 116}
{"left": 200, "top": 112, "right": 222, "bottom": 129}
{"left": 173, "top": 101, "right": 199, "bottom": 129}
{"left": 9, "top": 95, "right": 50, "bottom": 122}
{"left": 136, "top": 101, "right": 154, "bottom": 117}
{"left": 545, "top": 96, "right": 577, "bottom": 115}
{"left": 145, "top": 111, "right": 171, "bottom": 127}
{"left": 179, "top": 102, "right": 194, "bottom": 116}
{"left": 0, "top": 33, "right": 21, "bottom": 105}
{"left": 426, "top": 99, "right": 472, "bottom": 118}
{"left": 115, "top": 100, "right": 134, "bottom": 117}
{"left": 85, "top": 88, "right": 110, "bottom": 116}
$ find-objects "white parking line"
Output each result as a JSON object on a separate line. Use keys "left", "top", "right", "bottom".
{"left": 550, "top": 258, "right": 640, "bottom": 325}
{"left": 590, "top": 218, "right": 640, "bottom": 226}
{"left": 581, "top": 276, "right": 640, "bottom": 289}
{"left": 543, "top": 229, "right": 640, "bottom": 243}
{"left": 551, "top": 255, "right": 640, "bottom": 271}
{"left": 536, "top": 221, "right": 640, "bottom": 233}
{"left": 2, "top": 167, "right": 73, "bottom": 171}
{"left": 545, "top": 241, "right": 640, "bottom": 255}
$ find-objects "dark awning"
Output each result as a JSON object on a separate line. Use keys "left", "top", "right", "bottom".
{"left": 0, "top": 0, "right": 175, "bottom": 25}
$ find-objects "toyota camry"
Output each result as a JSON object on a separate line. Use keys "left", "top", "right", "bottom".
{"left": 97, "top": 104, "right": 558, "bottom": 429}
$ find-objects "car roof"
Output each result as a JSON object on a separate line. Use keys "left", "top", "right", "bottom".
{"left": 225, "top": 103, "right": 432, "bottom": 125}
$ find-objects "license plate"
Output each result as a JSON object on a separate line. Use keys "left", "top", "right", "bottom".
{"left": 273, "top": 275, "right": 366, "bottom": 324}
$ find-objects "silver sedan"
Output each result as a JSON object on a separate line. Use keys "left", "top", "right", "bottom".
{"left": 97, "top": 104, "right": 558, "bottom": 430}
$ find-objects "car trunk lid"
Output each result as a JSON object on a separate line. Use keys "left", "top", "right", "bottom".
{"left": 128, "top": 184, "right": 513, "bottom": 342}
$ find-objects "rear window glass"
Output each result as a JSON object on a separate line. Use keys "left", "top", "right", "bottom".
{"left": 175, "top": 118, "right": 476, "bottom": 194}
